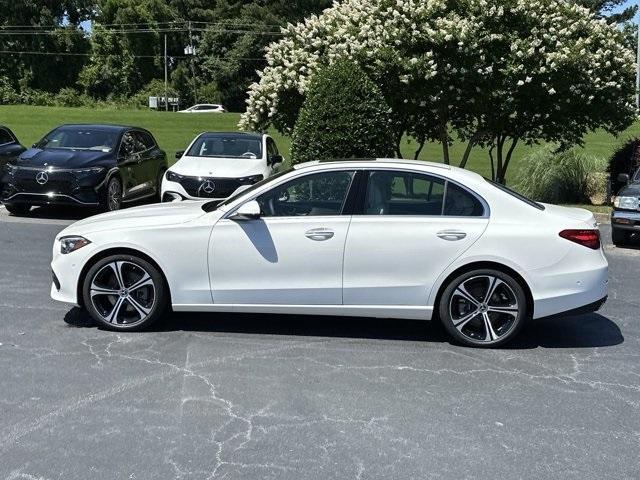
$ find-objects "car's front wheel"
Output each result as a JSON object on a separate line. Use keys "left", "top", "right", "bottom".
{"left": 4, "top": 203, "right": 31, "bottom": 216}
{"left": 439, "top": 269, "right": 527, "bottom": 347}
{"left": 82, "top": 254, "right": 168, "bottom": 330}
{"left": 101, "top": 176, "right": 122, "bottom": 212}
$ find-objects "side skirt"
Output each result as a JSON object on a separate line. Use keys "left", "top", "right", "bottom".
{"left": 172, "top": 304, "right": 433, "bottom": 320}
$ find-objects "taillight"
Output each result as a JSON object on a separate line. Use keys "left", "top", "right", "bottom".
{"left": 559, "top": 229, "right": 600, "bottom": 250}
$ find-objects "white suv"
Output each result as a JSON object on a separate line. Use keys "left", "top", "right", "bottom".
{"left": 161, "top": 132, "right": 283, "bottom": 202}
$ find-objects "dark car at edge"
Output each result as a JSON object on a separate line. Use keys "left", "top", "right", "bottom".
{"left": 0, "top": 124, "right": 167, "bottom": 215}
{"left": 0, "top": 125, "right": 26, "bottom": 169}
{"left": 611, "top": 167, "right": 640, "bottom": 246}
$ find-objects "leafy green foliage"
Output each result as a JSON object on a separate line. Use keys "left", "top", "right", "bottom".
{"left": 290, "top": 60, "right": 394, "bottom": 165}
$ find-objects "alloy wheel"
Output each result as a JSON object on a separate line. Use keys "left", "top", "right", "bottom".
{"left": 448, "top": 275, "right": 520, "bottom": 344}
{"left": 107, "top": 178, "right": 122, "bottom": 211}
{"left": 89, "top": 260, "right": 156, "bottom": 326}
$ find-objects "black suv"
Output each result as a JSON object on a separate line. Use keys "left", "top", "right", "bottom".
{"left": 0, "top": 125, "right": 26, "bottom": 169}
{"left": 611, "top": 167, "right": 640, "bottom": 246}
{"left": 0, "top": 124, "right": 167, "bottom": 215}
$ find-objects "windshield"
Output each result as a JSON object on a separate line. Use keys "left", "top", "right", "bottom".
{"left": 203, "top": 168, "right": 293, "bottom": 212}
{"left": 187, "top": 134, "right": 262, "bottom": 159}
{"left": 37, "top": 127, "right": 118, "bottom": 152}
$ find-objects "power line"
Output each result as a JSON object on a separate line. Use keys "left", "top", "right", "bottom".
{"left": 0, "top": 27, "right": 285, "bottom": 36}
{"left": 0, "top": 20, "right": 286, "bottom": 29}
{"left": 0, "top": 49, "right": 266, "bottom": 61}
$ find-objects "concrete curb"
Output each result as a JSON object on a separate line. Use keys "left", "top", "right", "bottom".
{"left": 594, "top": 212, "right": 610, "bottom": 225}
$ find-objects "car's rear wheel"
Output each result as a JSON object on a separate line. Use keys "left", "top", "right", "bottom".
{"left": 439, "top": 269, "right": 527, "bottom": 347}
{"left": 4, "top": 203, "right": 31, "bottom": 216}
{"left": 82, "top": 254, "right": 168, "bottom": 331}
{"left": 612, "top": 227, "right": 630, "bottom": 247}
{"left": 101, "top": 176, "right": 122, "bottom": 212}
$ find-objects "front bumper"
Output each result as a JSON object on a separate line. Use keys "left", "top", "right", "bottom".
{"left": 611, "top": 209, "right": 640, "bottom": 231}
{"left": 1, "top": 166, "right": 106, "bottom": 207}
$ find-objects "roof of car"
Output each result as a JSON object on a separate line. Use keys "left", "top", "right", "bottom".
{"left": 197, "top": 131, "right": 264, "bottom": 139}
{"left": 55, "top": 124, "right": 135, "bottom": 132}
{"left": 294, "top": 158, "right": 452, "bottom": 170}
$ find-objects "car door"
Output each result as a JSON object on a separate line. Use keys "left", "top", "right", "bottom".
{"left": 210, "top": 169, "right": 356, "bottom": 305}
{"left": 343, "top": 169, "right": 489, "bottom": 306}
{"left": 118, "top": 130, "right": 148, "bottom": 199}
{"left": 134, "top": 130, "right": 165, "bottom": 193}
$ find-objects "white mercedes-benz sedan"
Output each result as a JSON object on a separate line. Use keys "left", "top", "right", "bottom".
{"left": 51, "top": 159, "right": 608, "bottom": 347}
{"left": 161, "top": 132, "right": 283, "bottom": 202}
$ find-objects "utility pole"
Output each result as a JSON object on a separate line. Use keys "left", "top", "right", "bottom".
{"left": 164, "top": 34, "right": 168, "bottom": 112}
{"left": 188, "top": 20, "right": 198, "bottom": 104}
{"left": 636, "top": 21, "right": 639, "bottom": 111}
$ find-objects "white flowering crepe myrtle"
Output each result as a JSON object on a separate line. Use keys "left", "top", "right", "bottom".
{"left": 240, "top": 0, "right": 636, "bottom": 182}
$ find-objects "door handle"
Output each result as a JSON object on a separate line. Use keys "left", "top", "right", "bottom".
{"left": 436, "top": 230, "right": 467, "bottom": 241}
{"left": 305, "top": 228, "right": 334, "bottom": 241}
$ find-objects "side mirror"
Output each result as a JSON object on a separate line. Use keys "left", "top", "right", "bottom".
{"left": 31, "top": 143, "right": 37, "bottom": 148}
{"left": 270, "top": 154, "right": 283, "bottom": 165}
{"left": 230, "top": 200, "right": 261, "bottom": 220}
{"left": 617, "top": 173, "right": 630, "bottom": 184}
{"left": 175, "top": 150, "right": 185, "bottom": 159}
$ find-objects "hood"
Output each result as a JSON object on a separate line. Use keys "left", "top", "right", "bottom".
{"left": 17, "top": 148, "right": 115, "bottom": 169}
{"left": 171, "top": 155, "right": 265, "bottom": 178}
{"left": 540, "top": 203, "right": 595, "bottom": 225}
{"left": 617, "top": 182, "right": 640, "bottom": 198}
{"left": 60, "top": 201, "right": 210, "bottom": 236}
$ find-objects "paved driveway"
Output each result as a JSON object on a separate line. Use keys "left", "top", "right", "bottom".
{"left": 0, "top": 206, "right": 638, "bottom": 479}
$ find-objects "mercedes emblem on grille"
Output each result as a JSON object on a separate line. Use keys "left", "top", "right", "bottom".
{"left": 201, "top": 180, "right": 215, "bottom": 194}
{"left": 35, "top": 171, "right": 49, "bottom": 185}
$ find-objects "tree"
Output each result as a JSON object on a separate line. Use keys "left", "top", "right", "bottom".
{"left": 574, "top": 0, "right": 638, "bottom": 23}
{"left": 0, "top": 0, "right": 93, "bottom": 92}
{"left": 240, "top": 0, "right": 636, "bottom": 183}
{"left": 290, "top": 60, "right": 394, "bottom": 165}
{"left": 197, "top": 0, "right": 332, "bottom": 111}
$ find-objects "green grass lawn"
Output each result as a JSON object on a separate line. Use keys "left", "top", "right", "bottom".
{"left": 1, "top": 104, "right": 638, "bottom": 184}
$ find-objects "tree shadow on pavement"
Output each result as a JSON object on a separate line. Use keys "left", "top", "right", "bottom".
{"left": 63, "top": 308, "right": 623, "bottom": 349}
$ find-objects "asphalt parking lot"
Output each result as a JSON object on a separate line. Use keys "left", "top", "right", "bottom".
{"left": 0, "top": 205, "right": 639, "bottom": 480}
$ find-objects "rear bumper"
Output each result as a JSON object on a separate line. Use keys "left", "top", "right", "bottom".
{"left": 539, "top": 296, "right": 607, "bottom": 320}
{"left": 531, "top": 259, "right": 608, "bottom": 319}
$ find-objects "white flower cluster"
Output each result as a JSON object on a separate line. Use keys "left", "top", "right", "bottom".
{"left": 239, "top": 0, "right": 635, "bottom": 140}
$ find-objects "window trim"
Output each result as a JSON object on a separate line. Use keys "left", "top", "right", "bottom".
{"left": 0, "top": 128, "right": 16, "bottom": 147}
{"left": 354, "top": 168, "right": 489, "bottom": 218}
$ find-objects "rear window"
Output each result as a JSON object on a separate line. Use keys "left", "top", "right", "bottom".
{"left": 486, "top": 179, "right": 545, "bottom": 210}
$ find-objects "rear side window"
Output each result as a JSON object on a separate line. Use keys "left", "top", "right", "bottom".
{"left": 0, "top": 128, "right": 13, "bottom": 145}
{"left": 443, "top": 183, "right": 485, "bottom": 216}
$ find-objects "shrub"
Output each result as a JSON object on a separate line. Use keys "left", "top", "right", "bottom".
{"left": 515, "top": 146, "right": 607, "bottom": 204}
{"left": 54, "top": 87, "right": 92, "bottom": 107}
{"left": 290, "top": 60, "right": 394, "bottom": 165}
{"left": 19, "top": 88, "right": 55, "bottom": 106}
{"left": 0, "top": 77, "right": 20, "bottom": 104}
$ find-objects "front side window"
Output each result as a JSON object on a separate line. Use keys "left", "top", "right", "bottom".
{"left": 187, "top": 134, "right": 262, "bottom": 159}
{"left": 0, "top": 128, "right": 13, "bottom": 145}
{"left": 257, "top": 170, "right": 354, "bottom": 217}
{"left": 364, "top": 171, "right": 445, "bottom": 215}
{"left": 38, "top": 127, "right": 118, "bottom": 152}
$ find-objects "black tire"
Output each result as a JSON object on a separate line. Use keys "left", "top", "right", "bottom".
{"left": 4, "top": 203, "right": 30, "bottom": 215}
{"left": 612, "top": 227, "right": 630, "bottom": 247}
{"left": 439, "top": 269, "right": 527, "bottom": 348}
{"left": 82, "top": 254, "right": 168, "bottom": 331}
{"left": 101, "top": 175, "right": 123, "bottom": 212}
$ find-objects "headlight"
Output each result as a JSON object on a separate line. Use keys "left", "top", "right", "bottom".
{"left": 238, "top": 174, "right": 263, "bottom": 185}
{"left": 5, "top": 163, "right": 18, "bottom": 175}
{"left": 166, "top": 170, "right": 182, "bottom": 182}
{"left": 72, "top": 167, "right": 105, "bottom": 179}
{"left": 613, "top": 196, "right": 639, "bottom": 210}
{"left": 60, "top": 236, "right": 91, "bottom": 254}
